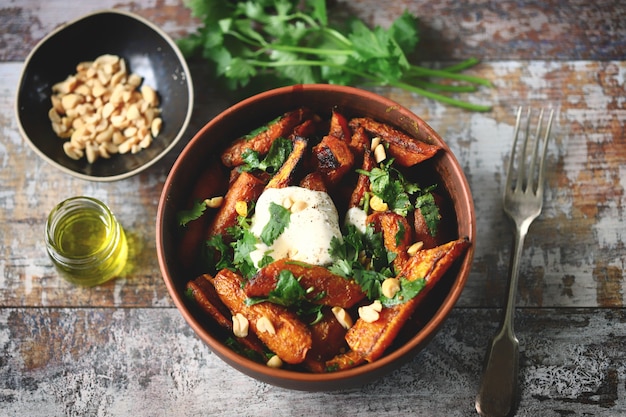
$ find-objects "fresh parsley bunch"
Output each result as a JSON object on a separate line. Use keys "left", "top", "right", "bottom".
{"left": 179, "top": 0, "right": 491, "bottom": 111}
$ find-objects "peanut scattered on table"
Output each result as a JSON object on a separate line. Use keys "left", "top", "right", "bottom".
{"left": 48, "top": 54, "right": 162, "bottom": 163}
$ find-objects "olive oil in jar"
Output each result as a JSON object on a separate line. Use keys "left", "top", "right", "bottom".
{"left": 45, "top": 196, "right": 128, "bottom": 286}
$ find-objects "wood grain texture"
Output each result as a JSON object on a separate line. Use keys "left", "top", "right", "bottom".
{"left": 1, "top": 1, "right": 626, "bottom": 415}
{"left": 1, "top": 0, "right": 625, "bottom": 62}
{"left": 1, "top": 307, "right": 624, "bottom": 416}
{"left": 2, "top": 60, "right": 624, "bottom": 309}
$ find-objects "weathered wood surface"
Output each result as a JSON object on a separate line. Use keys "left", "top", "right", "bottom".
{"left": 1, "top": 0, "right": 625, "bottom": 415}
{"left": 1, "top": 308, "right": 625, "bottom": 416}
{"left": 2, "top": 0, "right": 625, "bottom": 61}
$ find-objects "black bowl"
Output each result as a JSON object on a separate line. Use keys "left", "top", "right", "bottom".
{"left": 15, "top": 9, "right": 193, "bottom": 181}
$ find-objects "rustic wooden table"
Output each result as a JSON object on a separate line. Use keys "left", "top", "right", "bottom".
{"left": 1, "top": 1, "right": 625, "bottom": 416}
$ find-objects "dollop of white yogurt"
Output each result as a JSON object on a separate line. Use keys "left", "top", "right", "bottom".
{"left": 249, "top": 186, "right": 342, "bottom": 266}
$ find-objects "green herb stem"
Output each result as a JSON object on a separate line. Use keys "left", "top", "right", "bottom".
{"left": 406, "top": 65, "right": 492, "bottom": 87}
{"left": 247, "top": 59, "right": 491, "bottom": 111}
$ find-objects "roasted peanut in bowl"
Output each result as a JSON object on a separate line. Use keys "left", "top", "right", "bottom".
{"left": 156, "top": 84, "right": 475, "bottom": 391}
{"left": 15, "top": 9, "right": 193, "bottom": 181}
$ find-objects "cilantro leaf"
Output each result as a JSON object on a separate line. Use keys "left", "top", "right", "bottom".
{"left": 260, "top": 202, "right": 291, "bottom": 245}
{"left": 179, "top": 0, "right": 492, "bottom": 111}
{"left": 246, "top": 269, "right": 324, "bottom": 324}
{"left": 263, "top": 270, "right": 307, "bottom": 307}
{"left": 357, "top": 159, "right": 441, "bottom": 234}
{"left": 241, "top": 136, "right": 293, "bottom": 173}
{"left": 329, "top": 223, "right": 394, "bottom": 299}
{"left": 206, "top": 234, "right": 234, "bottom": 271}
{"left": 177, "top": 199, "right": 207, "bottom": 227}
{"left": 380, "top": 277, "right": 426, "bottom": 307}
{"left": 232, "top": 229, "right": 259, "bottom": 279}
{"left": 415, "top": 189, "right": 441, "bottom": 236}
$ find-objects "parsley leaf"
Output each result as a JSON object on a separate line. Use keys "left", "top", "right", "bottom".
{"left": 260, "top": 202, "right": 291, "bottom": 245}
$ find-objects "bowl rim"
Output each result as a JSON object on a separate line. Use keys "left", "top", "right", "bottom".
{"left": 14, "top": 8, "right": 194, "bottom": 182}
{"left": 157, "top": 84, "right": 475, "bottom": 389}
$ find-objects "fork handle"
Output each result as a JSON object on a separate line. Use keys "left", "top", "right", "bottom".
{"left": 475, "top": 225, "right": 528, "bottom": 416}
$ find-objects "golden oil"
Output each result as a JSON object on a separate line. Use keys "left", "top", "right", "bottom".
{"left": 45, "top": 196, "right": 128, "bottom": 286}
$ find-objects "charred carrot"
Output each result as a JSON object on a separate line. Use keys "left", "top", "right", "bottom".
{"left": 345, "top": 237, "right": 470, "bottom": 362}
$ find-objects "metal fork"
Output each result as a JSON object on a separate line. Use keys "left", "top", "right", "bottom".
{"left": 475, "top": 107, "right": 554, "bottom": 417}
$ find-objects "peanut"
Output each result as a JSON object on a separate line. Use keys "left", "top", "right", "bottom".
{"left": 49, "top": 53, "right": 162, "bottom": 164}
{"left": 232, "top": 313, "right": 249, "bottom": 338}
{"left": 358, "top": 300, "right": 383, "bottom": 323}
{"left": 407, "top": 241, "right": 424, "bottom": 256}
{"left": 204, "top": 196, "right": 224, "bottom": 208}
{"left": 256, "top": 316, "right": 276, "bottom": 335}
{"left": 373, "top": 143, "right": 387, "bottom": 163}
{"left": 370, "top": 136, "right": 381, "bottom": 151}
{"left": 290, "top": 200, "right": 308, "bottom": 213}
{"left": 381, "top": 278, "right": 401, "bottom": 299}
{"left": 331, "top": 306, "right": 354, "bottom": 330}
{"left": 266, "top": 355, "right": 283, "bottom": 369}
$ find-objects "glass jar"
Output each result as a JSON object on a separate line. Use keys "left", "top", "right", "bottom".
{"left": 45, "top": 196, "right": 128, "bottom": 286}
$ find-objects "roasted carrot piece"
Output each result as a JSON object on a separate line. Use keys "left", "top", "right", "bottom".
{"left": 187, "top": 274, "right": 267, "bottom": 354}
{"left": 349, "top": 125, "right": 369, "bottom": 154}
{"left": 211, "top": 268, "right": 312, "bottom": 365}
{"left": 177, "top": 162, "right": 228, "bottom": 269}
{"left": 328, "top": 110, "right": 351, "bottom": 141}
{"left": 207, "top": 171, "right": 265, "bottom": 239}
{"left": 299, "top": 171, "right": 327, "bottom": 192}
{"left": 312, "top": 135, "right": 355, "bottom": 185}
{"left": 187, "top": 274, "right": 233, "bottom": 329}
{"left": 348, "top": 147, "right": 375, "bottom": 209}
{"left": 345, "top": 237, "right": 470, "bottom": 362}
{"left": 302, "top": 309, "right": 350, "bottom": 372}
{"left": 244, "top": 259, "right": 366, "bottom": 309}
{"left": 324, "top": 349, "right": 366, "bottom": 372}
{"left": 413, "top": 192, "right": 450, "bottom": 249}
{"left": 349, "top": 117, "right": 440, "bottom": 167}
{"left": 292, "top": 118, "right": 320, "bottom": 138}
{"left": 221, "top": 107, "right": 313, "bottom": 167}
{"left": 265, "top": 137, "right": 308, "bottom": 189}
{"left": 367, "top": 211, "right": 413, "bottom": 274}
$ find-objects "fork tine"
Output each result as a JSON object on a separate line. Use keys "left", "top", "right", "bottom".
{"left": 515, "top": 108, "right": 532, "bottom": 193}
{"left": 506, "top": 107, "right": 554, "bottom": 196}
{"left": 536, "top": 109, "right": 554, "bottom": 195}
{"left": 525, "top": 109, "right": 543, "bottom": 191}
{"left": 505, "top": 107, "right": 523, "bottom": 193}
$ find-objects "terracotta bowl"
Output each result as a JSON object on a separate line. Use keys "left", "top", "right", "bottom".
{"left": 15, "top": 9, "right": 193, "bottom": 181}
{"left": 156, "top": 84, "right": 475, "bottom": 391}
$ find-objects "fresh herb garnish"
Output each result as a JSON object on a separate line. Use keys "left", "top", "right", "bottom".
{"left": 357, "top": 159, "right": 440, "bottom": 234}
{"left": 329, "top": 223, "right": 394, "bottom": 300}
{"left": 414, "top": 191, "right": 440, "bottom": 236}
{"left": 380, "top": 277, "right": 426, "bottom": 307}
{"left": 247, "top": 270, "right": 324, "bottom": 324}
{"left": 260, "top": 202, "right": 291, "bottom": 245}
{"left": 177, "top": 199, "right": 207, "bottom": 226}
{"left": 241, "top": 136, "right": 293, "bottom": 173}
{"left": 232, "top": 229, "right": 259, "bottom": 279}
{"left": 206, "top": 234, "right": 234, "bottom": 271}
{"left": 179, "top": 0, "right": 491, "bottom": 111}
